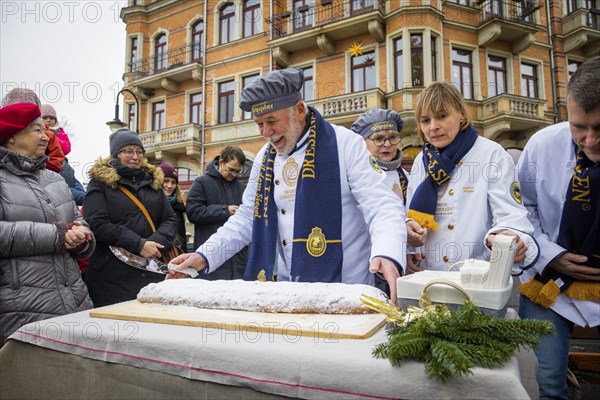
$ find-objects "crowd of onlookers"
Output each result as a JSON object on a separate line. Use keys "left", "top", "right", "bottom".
{"left": 0, "top": 86, "right": 251, "bottom": 335}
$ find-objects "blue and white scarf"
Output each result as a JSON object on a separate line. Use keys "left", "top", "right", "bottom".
{"left": 245, "top": 107, "right": 343, "bottom": 282}
{"left": 407, "top": 125, "right": 478, "bottom": 231}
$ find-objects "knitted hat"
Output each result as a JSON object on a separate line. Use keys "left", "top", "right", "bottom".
{"left": 1, "top": 88, "right": 41, "bottom": 107}
{"left": 41, "top": 104, "right": 58, "bottom": 119}
{"left": 240, "top": 68, "right": 304, "bottom": 116}
{"left": 109, "top": 128, "right": 144, "bottom": 158}
{"left": 159, "top": 162, "right": 178, "bottom": 183}
{"left": 352, "top": 109, "right": 404, "bottom": 139}
{"left": 0, "top": 103, "right": 42, "bottom": 143}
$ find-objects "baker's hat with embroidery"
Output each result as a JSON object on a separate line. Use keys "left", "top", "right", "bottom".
{"left": 239, "top": 68, "right": 304, "bottom": 116}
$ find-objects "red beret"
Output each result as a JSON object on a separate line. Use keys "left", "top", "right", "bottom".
{"left": 0, "top": 103, "right": 41, "bottom": 143}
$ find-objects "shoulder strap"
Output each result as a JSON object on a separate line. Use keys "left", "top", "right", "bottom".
{"left": 118, "top": 185, "right": 156, "bottom": 232}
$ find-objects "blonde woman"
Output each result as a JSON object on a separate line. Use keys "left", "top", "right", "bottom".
{"left": 405, "top": 82, "right": 538, "bottom": 273}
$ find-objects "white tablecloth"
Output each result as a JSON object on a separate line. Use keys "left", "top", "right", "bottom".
{"left": 6, "top": 308, "right": 535, "bottom": 399}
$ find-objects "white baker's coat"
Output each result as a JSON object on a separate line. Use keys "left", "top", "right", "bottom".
{"left": 406, "top": 135, "right": 539, "bottom": 271}
{"left": 517, "top": 122, "right": 599, "bottom": 327}
{"left": 198, "top": 122, "right": 407, "bottom": 284}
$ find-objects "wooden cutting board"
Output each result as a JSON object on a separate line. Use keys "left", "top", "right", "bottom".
{"left": 90, "top": 301, "right": 387, "bottom": 340}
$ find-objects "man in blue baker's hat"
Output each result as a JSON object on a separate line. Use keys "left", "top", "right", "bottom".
{"left": 170, "top": 68, "right": 406, "bottom": 301}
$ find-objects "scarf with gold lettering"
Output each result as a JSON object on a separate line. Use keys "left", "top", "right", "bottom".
{"left": 245, "top": 107, "right": 343, "bottom": 282}
{"left": 520, "top": 145, "right": 600, "bottom": 307}
{"left": 398, "top": 168, "right": 408, "bottom": 205}
{"left": 407, "top": 125, "right": 478, "bottom": 231}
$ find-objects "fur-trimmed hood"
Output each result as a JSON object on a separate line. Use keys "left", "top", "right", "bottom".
{"left": 88, "top": 156, "right": 164, "bottom": 190}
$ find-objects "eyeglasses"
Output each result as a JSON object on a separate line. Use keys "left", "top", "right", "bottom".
{"left": 368, "top": 134, "right": 401, "bottom": 147}
{"left": 223, "top": 165, "right": 242, "bottom": 175}
{"left": 119, "top": 149, "right": 145, "bottom": 157}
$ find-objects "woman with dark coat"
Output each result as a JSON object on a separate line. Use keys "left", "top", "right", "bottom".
{"left": 0, "top": 103, "right": 94, "bottom": 344}
{"left": 83, "top": 129, "right": 177, "bottom": 307}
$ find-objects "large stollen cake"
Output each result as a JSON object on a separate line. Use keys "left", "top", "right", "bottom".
{"left": 137, "top": 279, "right": 388, "bottom": 314}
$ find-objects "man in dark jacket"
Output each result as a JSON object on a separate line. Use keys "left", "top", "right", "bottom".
{"left": 186, "top": 146, "right": 248, "bottom": 280}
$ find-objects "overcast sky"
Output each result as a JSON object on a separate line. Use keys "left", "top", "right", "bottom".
{"left": 1, "top": 0, "right": 128, "bottom": 183}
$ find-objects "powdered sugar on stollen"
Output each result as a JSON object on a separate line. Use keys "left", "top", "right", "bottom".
{"left": 137, "top": 280, "right": 389, "bottom": 314}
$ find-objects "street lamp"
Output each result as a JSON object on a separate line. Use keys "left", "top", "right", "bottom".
{"left": 106, "top": 88, "right": 140, "bottom": 134}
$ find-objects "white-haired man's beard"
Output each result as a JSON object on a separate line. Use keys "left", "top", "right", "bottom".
{"left": 268, "top": 108, "right": 305, "bottom": 155}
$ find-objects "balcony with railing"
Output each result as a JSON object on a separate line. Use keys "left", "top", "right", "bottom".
{"left": 476, "top": 0, "right": 543, "bottom": 53}
{"left": 479, "top": 93, "right": 549, "bottom": 140}
{"left": 127, "top": 44, "right": 203, "bottom": 94}
{"left": 562, "top": 7, "right": 600, "bottom": 56}
{"left": 309, "top": 88, "right": 385, "bottom": 124}
{"left": 140, "top": 123, "right": 202, "bottom": 162}
{"left": 267, "top": 0, "right": 385, "bottom": 67}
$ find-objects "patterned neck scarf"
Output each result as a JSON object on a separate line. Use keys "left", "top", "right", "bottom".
{"left": 407, "top": 126, "right": 478, "bottom": 231}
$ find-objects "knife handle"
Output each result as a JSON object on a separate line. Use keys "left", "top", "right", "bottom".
{"left": 167, "top": 263, "right": 199, "bottom": 278}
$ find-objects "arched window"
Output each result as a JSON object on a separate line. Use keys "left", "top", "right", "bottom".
{"left": 191, "top": 21, "right": 204, "bottom": 62}
{"left": 243, "top": 0, "right": 261, "bottom": 37}
{"left": 220, "top": 3, "right": 235, "bottom": 44}
{"left": 154, "top": 33, "right": 167, "bottom": 71}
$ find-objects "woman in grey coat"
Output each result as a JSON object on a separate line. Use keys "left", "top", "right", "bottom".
{"left": 0, "top": 103, "right": 94, "bottom": 345}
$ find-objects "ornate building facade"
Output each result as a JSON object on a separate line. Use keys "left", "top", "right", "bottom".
{"left": 119, "top": 0, "right": 599, "bottom": 189}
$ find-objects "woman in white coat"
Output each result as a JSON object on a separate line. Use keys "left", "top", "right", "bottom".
{"left": 405, "top": 82, "right": 538, "bottom": 273}
{"left": 351, "top": 108, "right": 409, "bottom": 204}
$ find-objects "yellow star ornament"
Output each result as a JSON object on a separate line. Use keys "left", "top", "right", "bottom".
{"left": 349, "top": 41, "right": 364, "bottom": 57}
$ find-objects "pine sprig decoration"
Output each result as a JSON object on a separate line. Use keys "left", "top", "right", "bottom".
{"left": 361, "top": 296, "right": 553, "bottom": 382}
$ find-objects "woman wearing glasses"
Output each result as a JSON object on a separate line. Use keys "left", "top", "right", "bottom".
{"left": 405, "top": 82, "right": 538, "bottom": 273}
{"left": 83, "top": 128, "right": 177, "bottom": 306}
{"left": 352, "top": 109, "right": 428, "bottom": 250}
{"left": 352, "top": 109, "right": 408, "bottom": 204}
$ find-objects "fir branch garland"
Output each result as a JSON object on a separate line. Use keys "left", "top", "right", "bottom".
{"left": 361, "top": 296, "right": 553, "bottom": 382}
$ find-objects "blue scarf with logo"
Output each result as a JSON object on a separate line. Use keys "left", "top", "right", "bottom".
{"left": 407, "top": 125, "right": 478, "bottom": 231}
{"left": 245, "top": 107, "right": 343, "bottom": 282}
